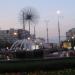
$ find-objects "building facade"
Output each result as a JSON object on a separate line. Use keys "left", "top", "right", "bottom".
{"left": 66, "top": 28, "right": 75, "bottom": 40}
{"left": 66, "top": 28, "right": 75, "bottom": 49}
{"left": 0, "top": 28, "right": 31, "bottom": 48}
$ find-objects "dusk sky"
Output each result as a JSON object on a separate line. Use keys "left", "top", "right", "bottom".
{"left": 0, "top": 0, "right": 75, "bottom": 42}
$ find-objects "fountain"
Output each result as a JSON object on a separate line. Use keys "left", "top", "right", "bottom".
{"left": 10, "top": 38, "right": 39, "bottom": 51}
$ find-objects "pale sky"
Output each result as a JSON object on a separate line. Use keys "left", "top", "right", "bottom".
{"left": 0, "top": 0, "right": 75, "bottom": 42}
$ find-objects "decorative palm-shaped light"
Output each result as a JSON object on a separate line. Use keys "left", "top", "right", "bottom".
{"left": 20, "top": 7, "right": 38, "bottom": 35}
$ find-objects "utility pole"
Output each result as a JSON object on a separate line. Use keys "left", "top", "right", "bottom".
{"left": 58, "top": 18, "right": 61, "bottom": 47}
{"left": 57, "top": 10, "right": 61, "bottom": 47}
{"left": 34, "top": 25, "right": 36, "bottom": 39}
{"left": 46, "top": 20, "right": 49, "bottom": 43}
{"left": 22, "top": 11, "right": 25, "bottom": 30}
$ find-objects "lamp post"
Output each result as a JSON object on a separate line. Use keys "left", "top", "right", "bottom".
{"left": 34, "top": 25, "right": 36, "bottom": 39}
{"left": 13, "top": 32, "right": 18, "bottom": 36}
{"left": 45, "top": 20, "right": 49, "bottom": 43}
{"left": 47, "top": 24, "right": 49, "bottom": 43}
{"left": 57, "top": 10, "right": 61, "bottom": 47}
{"left": 72, "top": 36, "right": 74, "bottom": 49}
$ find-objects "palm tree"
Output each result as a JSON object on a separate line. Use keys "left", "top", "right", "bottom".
{"left": 20, "top": 7, "right": 39, "bottom": 35}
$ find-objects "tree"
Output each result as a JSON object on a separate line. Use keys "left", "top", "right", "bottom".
{"left": 19, "top": 7, "right": 39, "bottom": 35}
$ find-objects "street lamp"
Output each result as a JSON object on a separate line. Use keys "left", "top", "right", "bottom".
{"left": 45, "top": 20, "right": 49, "bottom": 43}
{"left": 72, "top": 36, "right": 74, "bottom": 39}
{"left": 68, "top": 40, "right": 69, "bottom": 42}
{"left": 72, "top": 36, "right": 74, "bottom": 49}
{"left": 27, "top": 37, "right": 30, "bottom": 40}
{"left": 34, "top": 25, "right": 36, "bottom": 39}
{"left": 56, "top": 10, "right": 61, "bottom": 47}
{"left": 13, "top": 32, "right": 18, "bottom": 36}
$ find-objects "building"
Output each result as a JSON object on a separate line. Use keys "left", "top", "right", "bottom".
{"left": 0, "top": 28, "right": 31, "bottom": 48}
{"left": 66, "top": 28, "right": 75, "bottom": 49}
{"left": 66, "top": 28, "right": 75, "bottom": 40}
{"left": 62, "top": 41, "right": 71, "bottom": 49}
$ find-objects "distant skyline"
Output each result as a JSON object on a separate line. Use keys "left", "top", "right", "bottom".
{"left": 0, "top": 0, "right": 75, "bottom": 43}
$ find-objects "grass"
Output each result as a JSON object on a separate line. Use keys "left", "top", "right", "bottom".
{"left": 0, "top": 69, "right": 75, "bottom": 75}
